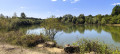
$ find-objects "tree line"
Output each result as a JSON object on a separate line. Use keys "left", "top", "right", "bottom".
{"left": 0, "top": 12, "right": 42, "bottom": 30}
{"left": 57, "top": 5, "right": 120, "bottom": 24}
{"left": 0, "top": 5, "right": 120, "bottom": 25}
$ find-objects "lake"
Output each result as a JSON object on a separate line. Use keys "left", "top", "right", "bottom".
{"left": 26, "top": 25, "right": 120, "bottom": 49}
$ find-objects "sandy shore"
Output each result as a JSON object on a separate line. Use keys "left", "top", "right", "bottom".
{"left": 0, "top": 43, "right": 97, "bottom": 54}
{"left": 0, "top": 43, "right": 47, "bottom": 54}
{"left": 0, "top": 43, "right": 65, "bottom": 54}
{"left": 106, "top": 24, "right": 120, "bottom": 26}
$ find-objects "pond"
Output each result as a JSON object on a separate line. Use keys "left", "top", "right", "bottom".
{"left": 26, "top": 25, "right": 120, "bottom": 49}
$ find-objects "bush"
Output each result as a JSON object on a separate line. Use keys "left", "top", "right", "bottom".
{"left": 72, "top": 39, "right": 119, "bottom": 54}
{"left": 17, "top": 35, "right": 45, "bottom": 47}
{"left": 0, "top": 31, "right": 49, "bottom": 47}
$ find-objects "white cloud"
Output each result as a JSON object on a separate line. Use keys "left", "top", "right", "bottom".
{"left": 20, "top": 6, "right": 25, "bottom": 9}
{"left": 63, "top": 0, "right": 66, "bottom": 2}
{"left": 112, "top": 3, "right": 120, "bottom": 5}
{"left": 71, "top": 0, "right": 80, "bottom": 3}
{"left": 51, "top": 0, "right": 57, "bottom": 2}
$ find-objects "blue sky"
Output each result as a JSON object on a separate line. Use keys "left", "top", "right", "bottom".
{"left": 0, "top": 0, "right": 120, "bottom": 18}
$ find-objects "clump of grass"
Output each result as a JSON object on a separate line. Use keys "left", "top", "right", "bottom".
{"left": 72, "top": 39, "right": 120, "bottom": 54}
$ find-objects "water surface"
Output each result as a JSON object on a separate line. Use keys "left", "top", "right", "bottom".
{"left": 26, "top": 25, "right": 120, "bottom": 49}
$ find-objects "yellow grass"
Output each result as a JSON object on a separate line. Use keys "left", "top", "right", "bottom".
{"left": 106, "top": 24, "right": 120, "bottom": 26}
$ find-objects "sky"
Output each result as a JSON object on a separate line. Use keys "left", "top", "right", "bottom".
{"left": 0, "top": 0, "right": 120, "bottom": 19}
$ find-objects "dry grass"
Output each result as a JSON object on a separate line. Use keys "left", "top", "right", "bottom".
{"left": 0, "top": 43, "right": 65, "bottom": 54}
{"left": 0, "top": 43, "right": 48, "bottom": 54}
{"left": 106, "top": 24, "right": 120, "bottom": 26}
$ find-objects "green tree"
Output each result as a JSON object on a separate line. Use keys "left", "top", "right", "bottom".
{"left": 101, "top": 18, "right": 106, "bottom": 24}
{"left": 111, "top": 5, "right": 120, "bottom": 16}
{"left": 96, "top": 14, "right": 102, "bottom": 24}
{"left": 72, "top": 16, "right": 77, "bottom": 24}
{"left": 92, "top": 17, "right": 98, "bottom": 24}
{"left": 117, "top": 14, "right": 120, "bottom": 23}
{"left": 21, "top": 12, "right": 26, "bottom": 18}
{"left": 88, "top": 15, "right": 93, "bottom": 24}
{"left": 62, "top": 14, "right": 73, "bottom": 23}
{"left": 78, "top": 14, "right": 85, "bottom": 24}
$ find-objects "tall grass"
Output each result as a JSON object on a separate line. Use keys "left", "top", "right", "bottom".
{"left": 0, "top": 31, "right": 50, "bottom": 47}
{"left": 72, "top": 39, "right": 120, "bottom": 54}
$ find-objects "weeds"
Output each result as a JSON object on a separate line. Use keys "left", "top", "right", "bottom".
{"left": 73, "top": 39, "right": 120, "bottom": 54}
{"left": 0, "top": 31, "right": 51, "bottom": 47}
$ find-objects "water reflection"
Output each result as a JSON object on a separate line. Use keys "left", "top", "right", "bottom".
{"left": 26, "top": 25, "right": 120, "bottom": 48}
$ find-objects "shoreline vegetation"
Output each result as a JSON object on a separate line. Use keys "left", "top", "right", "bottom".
{"left": 0, "top": 5, "right": 120, "bottom": 54}
{"left": 0, "top": 34, "right": 120, "bottom": 54}
{"left": 106, "top": 24, "right": 120, "bottom": 26}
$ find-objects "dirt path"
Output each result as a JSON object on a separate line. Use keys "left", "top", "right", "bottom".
{"left": 0, "top": 43, "right": 47, "bottom": 54}
{"left": 0, "top": 43, "right": 65, "bottom": 54}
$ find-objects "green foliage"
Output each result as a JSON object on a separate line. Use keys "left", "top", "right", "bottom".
{"left": 0, "top": 18, "right": 43, "bottom": 30}
{"left": 17, "top": 34, "right": 45, "bottom": 47}
{"left": 56, "top": 5, "right": 120, "bottom": 24}
{"left": 72, "top": 16, "right": 77, "bottom": 24}
{"left": 101, "top": 18, "right": 106, "bottom": 24}
{"left": 61, "top": 14, "right": 73, "bottom": 23}
{"left": 41, "top": 18, "right": 66, "bottom": 40}
{"left": 0, "top": 31, "right": 49, "bottom": 47}
{"left": 78, "top": 14, "right": 85, "bottom": 24}
{"left": 112, "top": 5, "right": 120, "bottom": 16}
{"left": 21, "top": 12, "right": 26, "bottom": 18}
{"left": 73, "top": 39, "right": 120, "bottom": 54}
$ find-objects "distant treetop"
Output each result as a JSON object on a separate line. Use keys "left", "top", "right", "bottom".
{"left": 112, "top": 5, "right": 120, "bottom": 16}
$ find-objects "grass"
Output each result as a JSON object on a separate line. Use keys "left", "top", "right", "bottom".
{"left": 0, "top": 31, "right": 52, "bottom": 47}
{"left": 72, "top": 39, "right": 120, "bottom": 54}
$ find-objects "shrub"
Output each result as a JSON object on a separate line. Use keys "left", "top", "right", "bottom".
{"left": 17, "top": 35, "right": 45, "bottom": 47}
{"left": 0, "top": 31, "right": 49, "bottom": 47}
{"left": 72, "top": 39, "right": 119, "bottom": 54}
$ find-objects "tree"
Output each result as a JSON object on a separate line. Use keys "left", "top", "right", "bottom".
{"left": 111, "top": 15, "right": 118, "bottom": 24}
{"left": 87, "top": 15, "right": 93, "bottom": 24}
{"left": 0, "top": 14, "right": 5, "bottom": 18}
{"left": 21, "top": 12, "right": 26, "bottom": 18}
{"left": 111, "top": 5, "right": 120, "bottom": 16}
{"left": 117, "top": 14, "right": 120, "bottom": 23}
{"left": 41, "top": 18, "right": 64, "bottom": 40}
{"left": 101, "top": 18, "right": 106, "bottom": 24}
{"left": 92, "top": 17, "right": 98, "bottom": 24}
{"left": 58, "top": 16, "right": 62, "bottom": 21}
{"left": 72, "top": 16, "right": 77, "bottom": 24}
{"left": 50, "top": 15, "right": 56, "bottom": 18}
{"left": 96, "top": 14, "right": 102, "bottom": 24}
{"left": 62, "top": 14, "right": 73, "bottom": 23}
{"left": 12, "top": 12, "right": 17, "bottom": 18}
{"left": 78, "top": 14, "right": 85, "bottom": 24}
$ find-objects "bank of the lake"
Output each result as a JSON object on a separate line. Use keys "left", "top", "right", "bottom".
{"left": 1, "top": 25, "right": 120, "bottom": 54}
{"left": 106, "top": 24, "right": 120, "bottom": 26}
